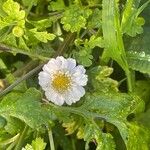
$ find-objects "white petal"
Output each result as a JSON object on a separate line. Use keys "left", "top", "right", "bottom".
{"left": 66, "top": 58, "right": 76, "bottom": 71}
{"left": 67, "top": 86, "right": 85, "bottom": 102}
{"left": 73, "top": 74, "right": 88, "bottom": 86}
{"left": 45, "top": 90, "right": 64, "bottom": 105}
{"left": 54, "top": 95, "right": 65, "bottom": 106}
{"left": 38, "top": 72, "right": 51, "bottom": 90}
{"left": 73, "top": 65, "right": 86, "bottom": 75}
{"left": 43, "top": 59, "right": 59, "bottom": 74}
{"left": 56, "top": 56, "right": 68, "bottom": 69}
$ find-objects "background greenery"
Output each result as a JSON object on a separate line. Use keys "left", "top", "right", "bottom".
{"left": 0, "top": 0, "right": 150, "bottom": 149}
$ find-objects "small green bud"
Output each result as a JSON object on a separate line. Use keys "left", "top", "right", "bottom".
{"left": 12, "top": 26, "right": 24, "bottom": 37}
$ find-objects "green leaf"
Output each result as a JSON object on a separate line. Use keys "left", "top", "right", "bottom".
{"left": 32, "top": 137, "right": 47, "bottom": 150}
{"left": 121, "top": 0, "right": 150, "bottom": 37}
{"left": 134, "top": 80, "right": 150, "bottom": 104}
{"left": 87, "top": 8, "right": 102, "bottom": 29}
{"left": 30, "top": 28, "right": 56, "bottom": 43}
{"left": 102, "top": 0, "right": 128, "bottom": 71}
{"left": 2, "top": 0, "right": 25, "bottom": 20}
{"left": 125, "top": 122, "right": 149, "bottom": 150}
{"left": 81, "top": 92, "right": 144, "bottom": 120}
{"left": 88, "top": 66, "right": 119, "bottom": 92}
{"left": 0, "top": 88, "right": 50, "bottom": 129}
{"left": 0, "top": 116, "right": 6, "bottom": 129}
{"left": 83, "top": 123, "right": 116, "bottom": 150}
{"left": 1, "top": 0, "right": 25, "bottom": 29}
{"left": 137, "top": 109, "right": 150, "bottom": 129}
{"left": 78, "top": 91, "right": 145, "bottom": 148}
{"left": 22, "top": 0, "right": 39, "bottom": 7}
{"left": 49, "top": 0, "right": 66, "bottom": 11}
{"left": 126, "top": 27, "right": 150, "bottom": 74}
{"left": 4, "top": 117, "right": 24, "bottom": 135}
{"left": 74, "top": 47, "right": 93, "bottom": 67}
{"left": 85, "top": 35, "right": 104, "bottom": 49}
{"left": 74, "top": 36, "right": 103, "bottom": 67}
{"left": 22, "top": 144, "right": 33, "bottom": 150}
{"left": 127, "top": 51, "right": 150, "bottom": 74}
{"left": 29, "top": 19, "right": 53, "bottom": 30}
{"left": 61, "top": 5, "right": 92, "bottom": 32}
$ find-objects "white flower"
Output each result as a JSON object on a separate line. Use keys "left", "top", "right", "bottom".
{"left": 38, "top": 56, "right": 88, "bottom": 106}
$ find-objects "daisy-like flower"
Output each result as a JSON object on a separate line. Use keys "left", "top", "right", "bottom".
{"left": 38, "top": 56, "right": 88, "bottom": 106}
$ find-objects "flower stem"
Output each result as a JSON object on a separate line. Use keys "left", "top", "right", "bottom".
{"left": 0, "top": 63, "right": 44, "bottom": 98}
{"left": 14, "top": 125, "right": 29, "bottom": 150}
{"left": 47, "top": 128, "right": 55, "bottom": 150}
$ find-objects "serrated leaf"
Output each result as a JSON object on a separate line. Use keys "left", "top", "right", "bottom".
{"left": 81, "top": 92, "right": 144, "bottom": 120}
{"left": 61, "top": 5, "right": 92, "bottom": 32}
{"left": 84, "top": 123, "right": 116, "bottom": 150}
{"left": 30, "top": 28, "right": 56, "bottom": 43}
{"left": 83, "top": 93, "right": 146, "bottom": 149}
{"left": 49, "top": 0, "right": 66, "bottom": 11}
{"left": 88, "top": 66, "right": 119, "bottom": 92}
{"left": 85, "top": 35, "right": 104, "bottom": 49}
{"left": 22, "top": 144, "right": 33, "bottom": 150}
{"left": 32, "top": 137, "right": 47, "bottom": 150}
{"left": 54, "top": 89, "right": 145, "bottom": 149}
{"left": 124, "top": 122, "right": 149, "bottom": 150}
{"left": 74, "top": 36, "right": 103, "bottom": 67}
{"left": 2, "top": 0, "right": 25, "bottom": 26}
{"left": 74, "top": 47, "right": 93, "bottom": 67}
{"left": 121, "top": 0, "right": 150, "bottom": 37}
{"left": 0, "top": 88, "right": 50, "bottom": 129}
{"left": 88, "top": 8, "right": 102, "bottom": 29}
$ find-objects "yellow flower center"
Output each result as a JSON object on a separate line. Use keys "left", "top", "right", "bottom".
{"left": 52, "top": 73, "right": 71, "bottom": 93}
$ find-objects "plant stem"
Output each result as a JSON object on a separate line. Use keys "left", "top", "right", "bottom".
{"left": 47, "top": 128, "right": 55, "bottom": 150}
{"left": 14, "top": 125, "right": 29, "bottom": 150}
{"left": 0, "top": 134, "right": 20, "bottom": 146}
{"left": 71, "top": 138, "right": 76, "bottom": 150}
{"left": 0, "top": 63, "right": 44, "bottom": 98}
{"left": 126, "top": 70, "right": 133, "bottom": 92}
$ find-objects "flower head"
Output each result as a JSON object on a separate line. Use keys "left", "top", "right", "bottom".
{"left": 38, "top": 56, "right": 88, "bottom": 105}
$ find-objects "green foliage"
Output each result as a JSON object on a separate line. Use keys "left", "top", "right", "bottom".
{"left": 0, "top": 0, "right": 150, "bottom": 149}
{"left": 22, "top": 137, "right": 46, "bottom": 150}
{"left": 29, "top": 28, "right": 56, "bottom": 43}
{"left": 61, "top": 5, "right": 92, "bottom": 32}
{"left": 0, "top": 88, "right": 50, "bottom": 129}
{"left": 121, "top": 0, "right": 150, "bottom": 37}
{"left": 74, "top": 35, "right": 103, "bottom": 66}
{"left": 0, "top": 0, "right": 25, "bottom": 29}
{"left": 126, "top": 27, "right": 150, "bottom": 74}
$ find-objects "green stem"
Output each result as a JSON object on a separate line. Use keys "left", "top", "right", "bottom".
{"left": 71, "top": 138, "right": 76, "bottom": 150}
{"left": 0, "top": 134, "right": 19, "bottom": 146}
{"left": 6, "top": 140, "right": 17, "bottom": 150}
{"left": 14, "top": 125, "right": 29, "bottom": 150}
{"left": 47, "top": 128, "right": 55, "bottom": 150}
{"left": 126, "top": 70, "right": 133, "bottom": 92}
{"left": 0, "top": 63, "right": 44, "bottom": 98}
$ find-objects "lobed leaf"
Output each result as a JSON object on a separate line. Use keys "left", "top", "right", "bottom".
{"left": 0, "top": 88, "right": 50, "bottom": 129}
